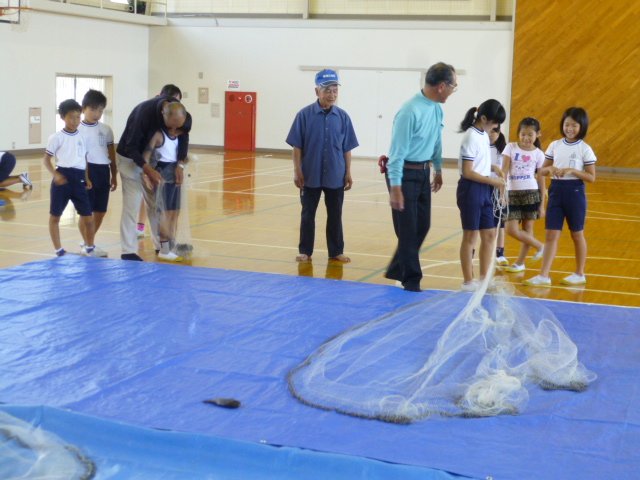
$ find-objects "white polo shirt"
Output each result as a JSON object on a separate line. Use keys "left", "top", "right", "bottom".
{"left": 545, "top": 139, "right": 597, "bottom": 180}
{"left": 78, "top": 121, "right": 114, "bottom": 165}
{"left": 46, "top": 130, "right": 87, "bottom": 170}
{"left": 459, "top": 126, "right": 491, "bottom": 177}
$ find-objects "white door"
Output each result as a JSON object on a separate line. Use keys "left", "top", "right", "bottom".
{"left": 339, "top": 70, "right": 422, "bottom": 158}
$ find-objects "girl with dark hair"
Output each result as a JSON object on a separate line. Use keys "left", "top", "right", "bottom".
{"left": 502, "top": 117, "right": 546, "bottom": 274}
{"left": 489, "top": 126, "right": 507, "bottom": 265}
{"left": 456, "top": 99, "right": 506, "bottom": 291}
{"left": 524, "top": 107, "right": 596, "bottom": 287}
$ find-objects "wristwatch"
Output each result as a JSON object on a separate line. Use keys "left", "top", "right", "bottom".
{"left": 177, "top": 163, "right": 185, "bottom": 169}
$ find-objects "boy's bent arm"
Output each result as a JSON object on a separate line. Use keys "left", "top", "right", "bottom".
{"left": 44, "top": 153, "right": 66, "bottom": 185}
{"left": 43, "top": 153, "right": 56, "bottom": 176}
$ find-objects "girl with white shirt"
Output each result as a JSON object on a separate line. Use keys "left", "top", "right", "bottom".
{"left": 524, "top": 108, "right": 596, "bottom": 286}
{"left": 456, "top": 99, "right": 507, "bottom": 291}
{"left": 502, "top": 117, "right": 546, "bottom": 273}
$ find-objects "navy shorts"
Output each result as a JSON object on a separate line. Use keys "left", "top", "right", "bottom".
{"left": 156, "top": 162, "right": 181, "bottom": 211}
{"left": 545, "top": 179, "right": 586, "bottom": 232}
{"left": 0, "top": 152, "right": 16, "bottom": 182}
{"left": 87, "top": 163, "right": 111, "bottom": 213}
{"left": 50, "top": 167, "right": 93, "bottom": 217}
{"left": 457, "top": 177, "right": 495, "bottom": 230}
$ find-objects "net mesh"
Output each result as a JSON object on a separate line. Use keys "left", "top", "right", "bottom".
{"left": 0, "top": 411, "right": 95, "bottom": 480}
{"left": 288, "top": 188, "right": 596, "bottom": 423}
{"left": 146, "top": 156, "right": 194, "bottom": 259}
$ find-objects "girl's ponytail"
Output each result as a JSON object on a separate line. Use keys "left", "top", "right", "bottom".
{"left": 459, "top": 107, "right": 478, "bottom": 132}
{"left": 459, "top": 99, "right": 506, "bottom": 132}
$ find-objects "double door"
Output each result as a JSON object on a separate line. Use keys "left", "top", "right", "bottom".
{"left": 338, "top": 70, "right": 422, "bottom": 157}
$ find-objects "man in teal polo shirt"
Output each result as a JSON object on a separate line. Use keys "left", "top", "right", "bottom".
{"left": 286, "top": 69, "right": 359, "bottom": 264}
{"left": 385, "top": 62, "right": 457, "bottom": 292}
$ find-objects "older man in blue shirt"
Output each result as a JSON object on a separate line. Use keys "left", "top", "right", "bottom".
{"left": 385, "top": 62, "right": 457, "bottom": 292}
{"left": 286, "top": 69, "right": 359, "bottom": 263}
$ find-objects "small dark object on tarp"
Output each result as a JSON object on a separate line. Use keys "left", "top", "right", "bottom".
{"left": 203, "top": 398, "right": 241, "bottom": 409}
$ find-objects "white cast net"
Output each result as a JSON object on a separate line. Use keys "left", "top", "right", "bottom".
{"left": 0, "top": 411, "right": 95, "bottom": 479}
{"left": 288, "top": 190, "right": 596, "bottom": 423}
{"left": 147, "top": 155, "right": 195, "bottom": 259}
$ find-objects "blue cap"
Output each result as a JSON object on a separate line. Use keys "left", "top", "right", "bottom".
{"left": 315, "top": 69, "right": 340, "bottom": 87}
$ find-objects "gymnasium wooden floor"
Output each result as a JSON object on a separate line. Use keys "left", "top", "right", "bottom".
{"left": 1, "top": 149, "right": 639, "bottom": 307}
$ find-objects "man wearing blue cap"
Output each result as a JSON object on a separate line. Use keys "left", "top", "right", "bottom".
{"left": 286, "top": 69, "right": 359, "bottom": 263}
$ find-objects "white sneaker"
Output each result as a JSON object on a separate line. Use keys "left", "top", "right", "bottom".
{"left": 19, "top": 172, "right": 32, "bottom": 188}
{"left": 504, "top": 263, "right": 525, "bottom": 273}
{"left": 81, "top": 245, "right": 100, "bottom": 257}
{"left": 460, "top": 280, "right": 479, "bottom": 292}
{"left": 92, "top": 245, "right": 108, "bottom": 258}
{"left": 531, "top": 247, "right": 544, "bottom": 262}
{"left": 523, "top": 275, "right": 551, "bottom": 286}
{"left": 560, "top": 273, "right": 586, "bottom": 285}
{"left": 79, "top": 243, "right": 108, "bottom": 257}
{"left": 158, "top": 251, "right": 183, "bottom": 262}
{"left": 496, "top": 256, "right": 509, "bottom": 266}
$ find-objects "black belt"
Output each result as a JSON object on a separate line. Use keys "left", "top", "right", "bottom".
{"left": 403, "top": 161, "right": 430, "bottom": 170}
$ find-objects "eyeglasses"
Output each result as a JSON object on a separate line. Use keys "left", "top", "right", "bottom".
{"left": 447, "top": 82, "right": 458, "bottom": 92}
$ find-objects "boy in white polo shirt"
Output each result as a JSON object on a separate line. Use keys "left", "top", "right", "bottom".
{"left": 43, "top": 99, "right": 98, "bottom": 257}
{"left": 78, "top": 89, "right": 117, "bottom": 257}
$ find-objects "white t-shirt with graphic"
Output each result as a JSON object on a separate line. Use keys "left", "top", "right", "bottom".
{"left": 502, "top": 142, "right": 545, "bottom": 190}
{"left": 545, "top": 139, "right": 597, "bottom": 180}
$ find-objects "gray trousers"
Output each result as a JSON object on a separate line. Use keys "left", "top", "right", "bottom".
{"left": 118, "top": 155, "right": 160, "bottom": 255}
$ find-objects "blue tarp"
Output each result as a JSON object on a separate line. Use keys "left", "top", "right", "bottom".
{"left": 1, "top": 405, "right": 460, "bottom": 479}
{"left": 1, "top": 256, "right": 639, "bottom": 479}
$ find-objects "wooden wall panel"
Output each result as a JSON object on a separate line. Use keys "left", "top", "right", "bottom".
{"left": 510, "top": 0, "right": 640, "bottom": 169}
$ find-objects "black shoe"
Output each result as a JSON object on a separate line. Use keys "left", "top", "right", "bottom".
{"left": 121, "top": 253, "right": 143, "bottom": 261}
{"left": 403, "top": 283, "right": 422, "bottom": 292}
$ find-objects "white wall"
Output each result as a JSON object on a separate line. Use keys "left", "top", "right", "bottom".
{"left": 149, "top": 19, "right": 513, "bottom": 159}
{"left": 0, "top": 11, "right": 149, "bottom": 151}
{"left": 0, "top": 14, "right": 513, "bottom": 159}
